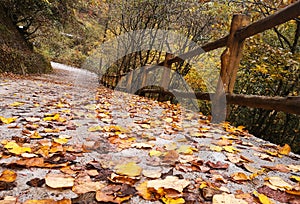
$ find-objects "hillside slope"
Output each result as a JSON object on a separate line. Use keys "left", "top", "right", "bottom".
{"left": 0, "top": 4, "right": 51, "bottom": 74}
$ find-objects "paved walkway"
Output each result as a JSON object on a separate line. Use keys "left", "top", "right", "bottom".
{"left": 0, "top": 63, "right": 299, "bottom": 203}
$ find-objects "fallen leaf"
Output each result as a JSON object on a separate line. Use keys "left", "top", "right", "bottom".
{"left": 287, "top": 165, "right": 300, "bottom": 172}
{"left": 278, "top": 144, "right": 291, "bottom": 155}
{"left": 231, "top": 172, "right": 249, "bottom": 181}
{"left": 4, "top": 141, "right": 31, "bottom": 155}
{"left": 26, "top": 178, "right": 45, "bottom": 187}
{"left": 9, "top": 102, "right": 24, "bottom": 107}
{"left": 147, "top": 176, "right": 190, "bottom": 193}
{"left": 164, "top": 143, "right": 178, "bottom": 150}
{"left": 131, "top": 142, "right": 154, "bottom": 149}
{"left": 30, "top": 131, "right": 42, "bottom": 139}
{"left": 210, "top": 145, "right": 223, "bottom": 152}
{"left": 0, "top": 170, "right": 17, "bottom": 183}
{"left": 136, "top": 181, "right": 162, "bottom": 200}
{"left": 212, "top": 193, "right": 248, "bottom": 204}
{"left": 88, "top": 125, "right": 103, "bottom": 132}
{"left": 0, "top": 116, "right": 16, "bottom": 124}
{"left": 161, "top": 197, "right": 185, "bottom": 204}
{"left": 149, "top": 150, "right": 163, "bottom": 157}
{"left": 53, "top": 138, "right": 69, "bottom": 145}
{"left": 266, "top": 176, "right": 293, "bottom": 190}
{"left": 223, "top": 146, "right": 240, "bottom": 153}
{"left": 253, "top": 190, "right": 273, "bottom": 204}
{"left": 142, "top": 169, "right": 162, "bottom": 179}
{"left": 290, "top": 175, "right": 300, "bottom": 183}
{"left": 115, "top": 162, "right": 142, "bottom": 177}
{"left": 262, "top": 164, "right": 290, "bottom": 173}
{"left": 73, "top": 181, "right": 105, "bottom": 194}
{"left": 45, "top": 173, "right": 74, "bottom": 188}
{"left": 206, "top": 161, "right": 229, "bottom": 169}
{"left": 23, "top": 199, "right": 71, "bottom": 204}
{"left": 177, "top": 145, "right": 197, "bottom": 155}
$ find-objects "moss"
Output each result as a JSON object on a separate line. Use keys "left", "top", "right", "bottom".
{"left": 0, "top": 45, "right": 52, "bottom": 74}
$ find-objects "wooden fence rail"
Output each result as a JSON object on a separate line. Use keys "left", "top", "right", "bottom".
{"left": 100, "top": 1, "right": 300, "bottom": 120}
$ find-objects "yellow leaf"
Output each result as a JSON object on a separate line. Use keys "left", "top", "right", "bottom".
{"left": 24, "top": 199, "right": 71, "bottom": 204}
{"left": 210, "top": 145, "right": 223, "bottom": 152}
{"left": 0, "top": 170, "right": 17, "bottom": 182}
{"left": 53, "top": 138, "right": 68, "bottom": 145}
{"left": 0, "top": 116, "right": 16, "bottom": 124}
{"left": 115, "top": 162, "right": 142, "bottom": 177}
{"left": 253, "top": 191, "right": 273, "bottom": 204}
{"left": 30, "top": 131, "right": 42, "bottom": 139}
{"left": 231, "top": 172, "right": 249, "bottom": 181}
{"left": 149, "top": 150, "right": 163, "bottom": 157}
{"left": 223, "top": 146, "right": 240, "bottom": 153}
{"left": 43, "top": 113, "right": 60, "bottom": 121}
{"left": 290, "top": 175, "right": 300, "bottom": 182}
{"left": 177, "top": 145, "right": 197, "bottom": 155}
{"left": 136, "top": 181, "right": 153, "bottom": 200}
{"left": 61, "top": 109, "right": 71, "bottom": 113}
{"left": 161, "top": 197, "right": 185, "bottom": 204}
{"left": 4, "top": 141, "right": 31, "bottom": 155}
{"left": 278, "top": 144, "right": 291, "bottom": 155}
{"left": 88, "top": 125, "right": 103, "bottom": 132}
{"left": 199, "top": 182, "right": 207, "bottom": 189}
{"left": 190, "top": 132, "right": 204, "bottom": 137}
{"left": 9, "top": 102, "right": 24, "bottom": 107}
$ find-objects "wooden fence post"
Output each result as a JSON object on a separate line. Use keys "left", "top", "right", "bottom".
{"left": 159, "top": 53, "right": 173, "bottom": 101}
{"left": 213, "top": 14, "right": 250, "bottom": 123}
{"left": 126, "top": 70, "right": 133, "bottom": 92}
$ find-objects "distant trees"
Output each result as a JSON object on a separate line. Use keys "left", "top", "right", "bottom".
{"left": 98, "top": 0, "right": 219, "bottom": 77}
{"left": 227, "top": 0, "right": 300, "bottom": 153}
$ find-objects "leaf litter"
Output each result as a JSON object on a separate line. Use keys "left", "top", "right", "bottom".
{"left": 0, "top": 65, "right": 299, "bottom": 203}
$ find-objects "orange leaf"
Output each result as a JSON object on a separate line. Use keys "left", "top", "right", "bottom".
{"left": 278, "top": 144, "right": 291, "bottom": 155}
{"left": 0, "top": 170, "right": 17, "bottom": 183}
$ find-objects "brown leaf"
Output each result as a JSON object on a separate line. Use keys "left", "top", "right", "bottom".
{"left": 26, "top": 178, "right": 45, "bottom": 187}
{"left": 95, "top": 184, "right": 132, "bottom": 203}
{"left": 206, "top": 161, "right": 229, "bottom": 169}
{"left": 258, "top": 185, "right": 300, "bottom": 203}
{"left": 262, "top": 164, "right": 290, "bottom": 173}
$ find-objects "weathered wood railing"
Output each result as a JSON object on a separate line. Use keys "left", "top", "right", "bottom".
{"left": 100, "top": 1, "right": 300, "bottom": 119}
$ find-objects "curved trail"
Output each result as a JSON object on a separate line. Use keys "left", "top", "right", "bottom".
{"left": 0, "top": 63, "right": 299, "bottom": 203}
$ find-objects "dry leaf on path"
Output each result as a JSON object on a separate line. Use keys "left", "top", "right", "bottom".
{"left": 45, "top": 173, "right": 74, "bottom": 188}
{"left": 212, "top": 193, "right": 248, "bottom": 204}
{"left": 115, "top": 162, "right": 142, "bottom": 177}
{"left": 147, "top": 176, "right": 190, "bottom": 193}
{"left": 0, "top": 170, "right": 17, "bottom": 183}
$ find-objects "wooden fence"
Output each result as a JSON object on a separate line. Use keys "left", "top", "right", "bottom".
{"left": 100, "top": 1, "right": 300, "bottom": 120}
